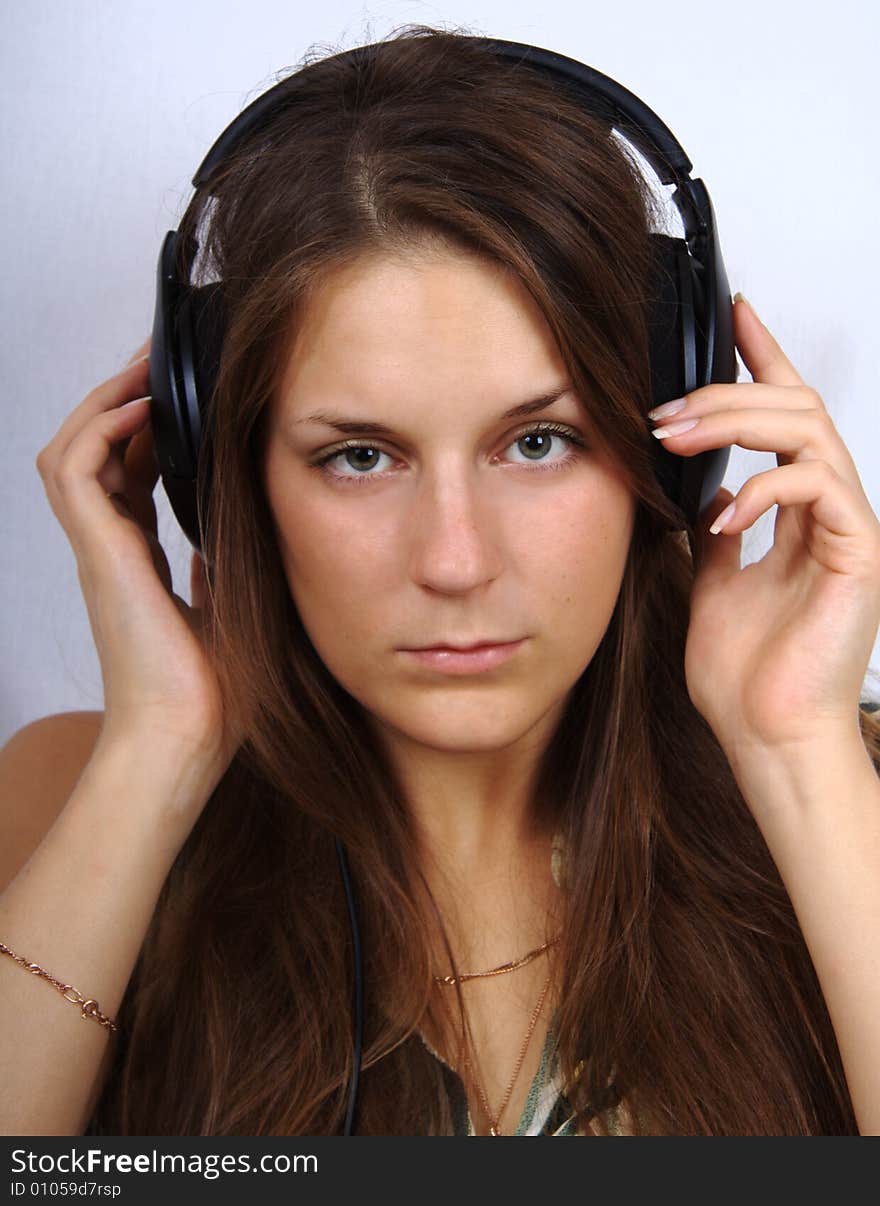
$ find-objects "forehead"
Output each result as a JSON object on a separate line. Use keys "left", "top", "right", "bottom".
{"left": 277, "top": 250, "right": 570, "bottom": 411}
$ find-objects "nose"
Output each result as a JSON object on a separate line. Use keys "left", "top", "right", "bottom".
{"left": 407, "top": 468, "right": 504, "bottom": 594}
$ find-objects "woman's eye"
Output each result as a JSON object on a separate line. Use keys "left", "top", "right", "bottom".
{"left": 507, "top": 427, "right": 584, "bottom": 467}
{"left": 312, "top": 423, "right": 586, "bottom": 485}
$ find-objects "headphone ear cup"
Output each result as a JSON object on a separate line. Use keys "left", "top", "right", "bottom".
{"left": 151, "top": 227, "right": 227, "bottom": 559}
{"left": 646, "top": 232, "right": 725, "bottom": 533}
{"left": 151, "top": 231, "right": 207, "bottom": 555}
{"left": 646, "top": 232, "right": 688, "bottom": 407}
{"left": 176, "top": 281, "right": 226, "bottom": 469}
{"left": 187, "top": 281, "right": 227, "bottom": 421}
{"left": 180, "top": 281, "right": 225, "bottom": 559}
{"left": 647, "top": 233, "right": 694, "bottom": 518}
{"left": 188, "top": 282, "right": 224, "bottom": 559}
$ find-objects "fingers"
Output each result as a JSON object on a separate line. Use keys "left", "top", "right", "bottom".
{"left": 691, "top": 485, "right": 739, "bottom": 577}
{"left": 650, "top": 380, "right": 826, "bottom": 420}
{"left": 38, "top": 356, "right": 151, "bottom": 471}
{"left": 126, "top": 336, "right": 152, "bottom": 364}
{"left": 37, "top": 399, "right": 153, "bottom": 548}
{"left": 35, "top": 343, "right": 156, "bottom": 540}
{"left": 651, "top": 401, "right": 864, "bottom": 494}
{"left": 650, "top": 305, "right": 879, "bottom": 578}
{"left": 122, "top": 419, "right": 161, "bottom": 535}
{"left": 703, "top": 460, "right": 880, "bottom": 571}
{"left": 732, "top": 293, "right": 806, "bottom": 389}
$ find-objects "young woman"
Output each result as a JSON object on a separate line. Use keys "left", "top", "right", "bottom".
{"left": 3, "top": 26, "right": 879, "bottom": 1136}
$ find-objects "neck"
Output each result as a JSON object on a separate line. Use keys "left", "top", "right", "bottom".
{"left": 367, "top": 697, "right": 565, "bottom": 881}
{"left": 420, "top": 824, "right": 563, "bottom": 978}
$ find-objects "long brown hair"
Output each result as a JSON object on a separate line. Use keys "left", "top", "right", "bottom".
{"left": 87, "top": 24, "right": 880, "bottom": 1135}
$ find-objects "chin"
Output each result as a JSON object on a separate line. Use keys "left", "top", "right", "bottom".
{"left": 367, "top": 693, "right": 559, "bottom": 754}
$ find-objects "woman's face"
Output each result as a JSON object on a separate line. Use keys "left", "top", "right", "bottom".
{"left": 261, "top": 250, "right": 635, "bottom": 757}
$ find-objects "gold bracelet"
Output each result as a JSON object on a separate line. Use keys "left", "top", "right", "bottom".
{"left": 0, "top": 940, "right": 118, "bottom": 1032}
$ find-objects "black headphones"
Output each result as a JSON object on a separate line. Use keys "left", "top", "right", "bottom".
{"left": 147, "top": 35, "right": 735, "bottom": 1135}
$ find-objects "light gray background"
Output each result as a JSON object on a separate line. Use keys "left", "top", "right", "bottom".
{"left": 3, "top": 0, "right": 878, "bottom": 744}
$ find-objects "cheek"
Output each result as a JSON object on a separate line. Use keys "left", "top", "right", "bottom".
{"left": 514, "top": 479, "right": 633, "bottom": 690}
{"left": 520, "top": 477, "right": 634, "bottom": 621}
{"left": 268, "top": 482, "right": 396, "bottom": 661}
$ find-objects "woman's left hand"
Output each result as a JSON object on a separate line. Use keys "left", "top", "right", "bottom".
{"left": 650, "top": 294, "right": 880, "bottom": 764}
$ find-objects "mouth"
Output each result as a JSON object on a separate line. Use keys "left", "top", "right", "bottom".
{"left": 399, "top": 638, "right": 528, "bottom": 675}
{"left": 402, "top": 638, "right": 525, "bottom": 652}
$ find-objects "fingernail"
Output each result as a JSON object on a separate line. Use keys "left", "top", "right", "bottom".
{"left": 647, "top": 397, "right": 687, "bottom": 421}
{"left": 117, "top": 353, "right": 149, "bottom": 375}
{"left": 651, "top": 417, "right": 699, "bottom": 439}
{"left": 734, "top": 292, "right": 760, "bottom": 321}
{"left": 709, "top": 501, "right": 737, "bottom": 535}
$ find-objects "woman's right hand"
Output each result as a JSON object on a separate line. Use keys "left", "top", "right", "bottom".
{"left": 35, "top": 337, "right": 241, "bottom": 784}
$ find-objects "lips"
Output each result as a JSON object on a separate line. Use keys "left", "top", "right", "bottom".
{"left": 404, "top": 639, "right": 522, "bottom": 652}
{"left": 400, "top": 638, "right": 528, "bottom": 675}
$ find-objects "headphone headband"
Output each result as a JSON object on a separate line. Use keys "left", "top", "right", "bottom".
{"left": 192, "top": 38, "right": 709, "bottom": 248}
{"left": 194, "top": 39, "right": 692, "bottom": 187}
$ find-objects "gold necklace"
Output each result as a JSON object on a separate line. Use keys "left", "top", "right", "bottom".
{"left": 461, "top": 968, "right": 553, "bottom": 1136}
{"left": 432, "top": 933, "right": 561, "bottom": 986}
{"left": 428, "top": 837, "right": 565, "bottom": 1134}
{"left": 432, "top": 935, "right": 558, "bottom": 1136}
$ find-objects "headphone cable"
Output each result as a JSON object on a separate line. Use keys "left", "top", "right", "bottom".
{"left": 334, "top": 837, "right": 363, "bottom": 1135}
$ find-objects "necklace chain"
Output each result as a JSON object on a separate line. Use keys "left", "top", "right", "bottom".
{"left": 461, "top": 969, "right": 552, "bottom": 1136}
{"left": 432, "top": 933, "right": 560, "bottom": 986}
{"left": 428, "top": 836, "right": 565, "bottom": 1134}
{"left": 432, "top": 934, "right": 558, "bottom": 1136}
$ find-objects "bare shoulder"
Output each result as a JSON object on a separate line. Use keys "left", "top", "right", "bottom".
{"left": 0, "top": 711, "right": 104, "bottom": 892}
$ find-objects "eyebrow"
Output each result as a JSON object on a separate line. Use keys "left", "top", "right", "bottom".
{"left": 289, "top": 385, "right": 574, "bottom": 436}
